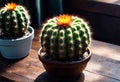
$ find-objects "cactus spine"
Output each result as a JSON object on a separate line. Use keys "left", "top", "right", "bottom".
{"left": 40, "top": 14, "right": 91, "bottom": 61}
{"left": 0, "top": 3, "right": 30, "bottom": 38}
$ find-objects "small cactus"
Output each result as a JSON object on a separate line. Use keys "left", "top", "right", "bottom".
{"left": 0, "top": 3, "right": 30, "bottom": 38}
{"left": 40, "top": 14, "right": 91, "bottom": 61}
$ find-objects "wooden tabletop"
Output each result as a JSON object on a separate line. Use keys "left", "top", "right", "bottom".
{"left": 0, "top": 29, "right": 120, "bottom": 82}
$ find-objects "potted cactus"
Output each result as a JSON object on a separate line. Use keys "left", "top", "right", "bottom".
{"left": 38, "top": 14, "right": 91, "bottom": 80}
{"left": 0, "top": 3, "right": 34, "bottom": 59}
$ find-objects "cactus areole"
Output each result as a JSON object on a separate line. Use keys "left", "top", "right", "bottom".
{"left": 0, "top": 3, "right": 30, "bottom": 38}
{"left": 40, "top": 14, "right": 91, "bottom": 61}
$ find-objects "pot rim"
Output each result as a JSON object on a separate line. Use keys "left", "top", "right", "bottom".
{"left": 38, "top": 47, "right": 91, "bottom": 65}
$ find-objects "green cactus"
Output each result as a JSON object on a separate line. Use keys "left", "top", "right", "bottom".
{"left": 40, "top": 14, "right": 91, "bottom": 61}
{"left": 0, "top": 3, "right": 30, "bottom": 38}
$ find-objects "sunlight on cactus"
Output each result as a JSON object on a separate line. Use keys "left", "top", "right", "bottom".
{"left": 40, "top": 14, "right": 91, "bottom": 61}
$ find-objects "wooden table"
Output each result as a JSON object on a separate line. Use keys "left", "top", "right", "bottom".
{"left": 0, "top": 29, "right": 120, "bottom": 82}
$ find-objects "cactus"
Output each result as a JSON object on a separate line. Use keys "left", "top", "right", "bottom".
{"left": 40, "top": 14, "right": 91, "bottom": 61}
{"left": 0, "top": 3, "right": 30, "bottom": 38}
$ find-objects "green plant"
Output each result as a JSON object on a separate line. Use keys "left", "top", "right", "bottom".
{"left": 40, "top": 14, "right": 91, "bottom": 61}
{"left": 0, "top": 3, "right": 30, "bottom": 38}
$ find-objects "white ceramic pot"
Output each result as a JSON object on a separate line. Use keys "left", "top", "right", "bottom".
{"left": 0, "top": 26, "right": 34, "bottom": 59}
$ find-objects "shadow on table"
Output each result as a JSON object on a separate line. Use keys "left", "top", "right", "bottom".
{"left": 0, "top": 53, "right": 26, "bottom": 73}
{"left": 35, "top": 72, "right": 85, "bottom": 82}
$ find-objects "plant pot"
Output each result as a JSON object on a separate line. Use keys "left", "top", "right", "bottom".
{"left": 0, "top": 26, "right": 34, "bottom": 59}
{"left": 38, "top": 47, "right": 91, "bottom": 79}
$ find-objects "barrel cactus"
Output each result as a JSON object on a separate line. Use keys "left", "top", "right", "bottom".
{"left": 0, "top": 3, "right": 30, "bottom": 38}
{"left": 40, "top": 14, "right": 91, "bottom": 61}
